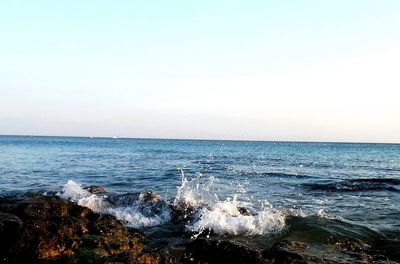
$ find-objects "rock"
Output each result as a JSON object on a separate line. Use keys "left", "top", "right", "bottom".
{"left": 110, "top": 191, "right": 161, "bottom": 206}
{"left": 0, "top": 212, "right": 23, "bottom": 235}
{"left": 1, "top": 192, "right": 397, "bottom": 264}
{"left": 169, "top": 204, "right": 197, "bottom": 224}
{"left": 129, "top": 252, "right": 176, "bottom": 264}
{"left": 372, "top": 238, "right": 400, "bottom": 263}
{"left": 0, "top": 193, "right": 147, "bottom": 263}
{"left": 182, "top": 238, "right": 268, "bottom": 264}
{"left": 335, "top": 239, "right": 400, "bottom": 263}
{"left": 237, "top": 206, "right": 251, "bottom": 216}
{"left": 139, "top": 191, "right": 161, "bottom": 203}
{"left": 104, "top": 251, "right": 176, "bottom": 264}
{"left": 83, "top": 185, "right": 107, "bottom": 193}
{"left": 262, "top": 240, "right": 310, "bottom": 264}
{"left": 335, "top": 239, "right": 370, "bottom": 253}
{"left": 0, "top": 212, "right": 23, "bottom": 258}
{"left": 181, "top": 238, "right": 397, "bottom": 264}
{"left": 108, "top": 191, "right": 168, "bottom": 218}
{"left": 262, "top": 239, "right": 399, "bottom": 264}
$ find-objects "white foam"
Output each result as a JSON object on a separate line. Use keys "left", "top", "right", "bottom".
{"left": 189, "top": 198, "right": 285, "bottom": 236}
{"left": 173, "top": 171, "right": 286, "bottom": 236}
{"left": 58, "top": 175, "right": 287, "bottom": 236}
{"left": 57, "top": 180, "right": 91, "bottom": 202}
{"left": 105, "top": 206, "right": 171, "bottom": 227}
{"left": 57, "top": 180, "right": 170, "bottom": 228}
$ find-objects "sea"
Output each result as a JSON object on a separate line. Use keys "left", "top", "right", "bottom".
{"left": 1, "top": 135, "right": 399, "bottom": 253}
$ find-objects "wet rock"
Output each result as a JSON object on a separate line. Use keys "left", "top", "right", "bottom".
{"left": 0, "top": 193, "right": 147, "bottom": 263}
{"left": 262, "top": 239, "right": 399, "bottom": 264}
{"left": 335, "top": 239, "right": 370, "bottom": 253}
{"left": 169, "top": 203, "right": 197, "bottom": 224}
{"left": 109, "top": 191, "right": 161, "bottom": 206}
{"left": 107, "top": 191, "right": 168, "bottom": 218}
{"left": 237, "top": 206, "right": 251, "bottom": 216}
{"left": 372, "top": 238, "right": 400, "bottom": 263}
{"left": 1, "top": 192, "right": 396, "bottom": 264}
{"left": 262, "top": 240, "right": 310, "bottom": 264}
{"left": 0, "top": 212, "right": 23, "bottom": 258}
{"left": 83, "top": 185, "right": 107, "bottom": 193}
{"left": 0, "top": 212, "right": 23, "bottom": 235}
{"left": 182, "top": 238, "right": 268, "bottom": 264}
{"left": 181, "top": 238, "right": 398, "bottom": 264}
{"left": 129, "top": 252, "right": 176, "bottom": 264}
{"left": 104, "top": 250, "right": 176, "bottom": 264}
{"left": 139, "top": 191, "right": 161, "bottom": 203}
{"left": 336, "top": 239, "right": 400, "bottom": 263}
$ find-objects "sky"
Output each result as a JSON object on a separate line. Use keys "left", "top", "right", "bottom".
{"left": 1, "top": 1, "right": 400, "bottom": 143}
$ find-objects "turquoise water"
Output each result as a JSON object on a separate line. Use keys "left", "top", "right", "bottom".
{"left": 0, "top": 135, "right": 399, "bottom": 241}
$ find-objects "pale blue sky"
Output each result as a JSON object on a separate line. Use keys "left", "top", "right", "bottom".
{"left": 1, "top": 1, "right": 400, "bottom": 142}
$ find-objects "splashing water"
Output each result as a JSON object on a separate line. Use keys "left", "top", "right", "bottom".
{"left": 189, "top": 198, "right": 285, "bottom": 237}
{"left": 57, "top": 180, "right": 171, "bottom": 228}
{"left": 172, "top": 170, "right": 286, "bottom": 236}
{"left": 58, "top": 172, "right": 286, "bottom": 236}
{"left": 173, "top": 169, "right": 218, "bottom": 208}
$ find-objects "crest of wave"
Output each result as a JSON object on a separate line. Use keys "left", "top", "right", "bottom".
{"left": 172, "top": 170, "right": 286, "bottom": 236}
{"left": 57, "top": 180, "right": 108, "bottom": 209}
{"left": 57, "top": 180, "right": 170, "bottom": 228}
{"left": 189, "top": 197, "right": 285, "bottom": 237}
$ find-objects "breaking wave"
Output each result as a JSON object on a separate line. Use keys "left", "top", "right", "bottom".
{"left": 57, "top": 180, "right": 171, "bottom": 228}
{"left": 173, "top": 169, "right": 285, "bottom": 236}
{"left": 57, "top": 170, "right": 286, "bottom": 236}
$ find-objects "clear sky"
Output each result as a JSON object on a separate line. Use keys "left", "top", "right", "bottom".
{"left": 1, "top": 1, "right": 399, "bottom": 143}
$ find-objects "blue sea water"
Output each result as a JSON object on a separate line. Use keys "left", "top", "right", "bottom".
{"left": 0, "top": 135, "right": 399, "bottom": 240}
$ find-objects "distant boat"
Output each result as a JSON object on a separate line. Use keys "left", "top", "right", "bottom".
{"left": 112, "top": 136, "right": 119, "bottom": 139}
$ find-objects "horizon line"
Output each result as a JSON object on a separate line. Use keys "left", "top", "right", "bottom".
{"left": 1, "top": 134, "right": 399, "bottom": 145}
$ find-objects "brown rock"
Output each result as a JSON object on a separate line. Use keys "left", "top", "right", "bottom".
{"left": 140, "top": 191, "right": 161, "bottom": 203}
{"left": 262, "top": 240, "right": 310, "bottom": 264}
{"left": 0, "top": 193, "right": 146, "bottom": 263}
{"left": 182, "top": 238, "right": 268, "bottom": 264}
{"left": 104, "top": 251, "right": 176, "bottom": 264}
{"left": 83, "top": 185, "right": 107, "bottom": 193}
{"left": 130, "top": 252, "right": 176, "bottom": 264}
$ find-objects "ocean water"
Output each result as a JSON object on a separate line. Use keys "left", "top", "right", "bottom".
{"left": 1, "top": 135, "right": 399, "bottom": 246}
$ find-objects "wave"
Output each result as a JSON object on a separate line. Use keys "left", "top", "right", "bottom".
{"left": 58, "top": 174, "right": 393, "bottom": 238}
{"left": 57, "top": 171, "right": 286, "bottom": 236}
{"left": 188, "top": 199, "right": 285, "bottom": 237}
{"left": 57, "top": 180, "right": 171, "bottom": 228}
{"left": 284, "top": 215, "right": 385, "bottom": 244}
{"left": 172, "top": 170, "right": 285, "bottom": 237}
{"left": 302, "top": 178, "right": 400, "bottom": 192}
{"left": 257, "top": 172, "right": 314, "bottom": 179}
{"left": 228, "top": 169, "right": 315, "bottom": 179}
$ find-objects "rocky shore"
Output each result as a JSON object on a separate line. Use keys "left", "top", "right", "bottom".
{"left": 0, "top": 191, "right": 398, "bottom": 264}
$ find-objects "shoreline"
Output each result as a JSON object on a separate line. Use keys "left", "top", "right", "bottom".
{"left": 1, "top": 190, "right": 398, "bottom": 264}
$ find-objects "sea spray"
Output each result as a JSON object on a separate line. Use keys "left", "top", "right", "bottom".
{"left": 172, "top": 171, "right": 286, "bottom": 236}
{"left": 57, "top": 180, "right": 171, "bottom": 228}
{"left": 58, "top": 174, "right": 286, "bottom": 236}
{"left": 187, "top": 196, "right": 285, "bottom": 237}
{"left": 173, "top": 169, "right": 219, "bottom": 208}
